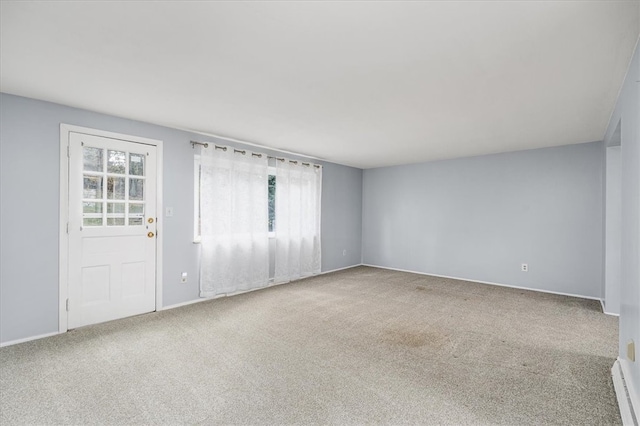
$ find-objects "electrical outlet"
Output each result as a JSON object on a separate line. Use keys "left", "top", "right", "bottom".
{"left": 521, "top": 263, "right": 528, "bottom": 272}
{"left": 343, "top": 249, "right": 347, "bottom": 256}
{"left": 181, "top": 272, "right": 188, "bottom": 283}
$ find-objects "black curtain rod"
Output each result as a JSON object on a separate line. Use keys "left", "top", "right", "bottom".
{"left": 191, "top": 141, "right": 321, "bottom": 168}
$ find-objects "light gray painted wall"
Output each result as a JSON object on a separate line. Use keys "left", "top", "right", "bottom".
{"left": 362, "top": 142, "right": 604, "bottom": 298}
{"left": 321, "top": 162, "right": 364, "bottom": 269}
{"left": 0, "top": 93, "right": 363, "bottom": 344}
{"left": 603, "top": 40, "right": 640, "bottom": 405}
{"left": 604, "top": 146, "right": 621, "bottom": 315}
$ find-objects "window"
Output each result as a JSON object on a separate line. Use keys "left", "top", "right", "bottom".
{"left": 193, "top": 156, "right": 275, "bottom": 241}
{"left": 82, "top": 146, "right": 146, "bottom": 227}
{"left": 194, "top": 144, "right": 322, "bottom": 289}
{"left": 268, "top": 174, "right": 276, "bottom": 233}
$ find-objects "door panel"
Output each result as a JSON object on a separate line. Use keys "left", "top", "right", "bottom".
{"left": 68, "top": 132, "right": 157, "bottom": 329}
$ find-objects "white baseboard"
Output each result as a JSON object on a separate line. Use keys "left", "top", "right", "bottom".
{"left": 161, "top": 263, "right": 364, "bottom": 312}
{"left": 362, "top": 263, "right": 602, "bottom": 301}
{"left": 160, "top": 297, "right": 210, "bottom": 311}
{"left": 0, "top": 331, "right": 62, "bottom": 348}
{"left": 162, "top": 287, "right": 263, "bottom": 310}
{"left": 612, "top": 358, "right": 639, "bottom": 425}
{"left": 600, "top": 299, "right": 621, "bottom": 316}
{"left": 319, "top": 263, "right": 363, "bottom": 275}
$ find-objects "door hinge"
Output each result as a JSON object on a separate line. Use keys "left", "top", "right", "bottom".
{"left": 66, "top": 222, "right": 69, "bottom": 234}
{"left": 66, "top": 298, "right": 70, "bottom": 312}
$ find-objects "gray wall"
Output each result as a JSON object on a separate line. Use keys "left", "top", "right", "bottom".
{"left": 603, "top": 40, "right": 640, "bottom": 405}
{"left": 0, "top": 93, "right": 363, "bottom": 344}
{"left": 604, "top": 146, "right": 621, "bottom": 315}
{"left": 321, "top": 162, "right": 364, "bottom": 269}
{"left": 362, "top": 142, "right": 604, "bottom": 298}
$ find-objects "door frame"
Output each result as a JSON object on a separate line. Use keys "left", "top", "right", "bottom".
{"left": 59, "top": 124, "right": 164, "bottom": 333}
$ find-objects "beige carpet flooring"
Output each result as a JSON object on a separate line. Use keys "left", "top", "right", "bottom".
{"left": 0, "top": 266, "right": 620, "bottom": 425}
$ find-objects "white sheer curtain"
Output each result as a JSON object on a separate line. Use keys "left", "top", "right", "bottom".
{"left": 199, "top": 147, "right": 269, "bottom": 297}
{"left": 274, "top": 161, "right": 322, "bottom": 284}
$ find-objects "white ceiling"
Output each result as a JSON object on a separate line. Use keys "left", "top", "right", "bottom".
{"left": 1, "top": 1, "right": 638, "bottom": 168}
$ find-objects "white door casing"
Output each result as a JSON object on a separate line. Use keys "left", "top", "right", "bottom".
{"left": 61, "top": 127, "right": 162, "bottom": 330}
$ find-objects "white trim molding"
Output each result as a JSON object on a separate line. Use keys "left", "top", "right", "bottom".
{"left": 612, "top": 358, "right": 639, "bottom": 425}
{"left": 59, "top": 125, "right": 70, "bottom": 333}
{"left": 318, "top": 264, "right": 363, "bottom": 276}
{"left": 601, "top": 299, "right": 621, "bottom": 317}
{"left": 0, "top": 331, "right": 62, "bottom": 348}
{"left": 362, "top": 264, "right": 603, "bottom": 301}
{"left": 59, "top": 124, "right": 164, "bottom": 334}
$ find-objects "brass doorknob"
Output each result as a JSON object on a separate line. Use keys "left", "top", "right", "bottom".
{"left": 148, "top": 218, "right": 154, "bottom": 223}
{"left": 147, "top": 232, "right": 155, "bottom": 238}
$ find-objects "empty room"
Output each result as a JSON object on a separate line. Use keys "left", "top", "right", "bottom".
{"left": 1, "top": 1, "right": 639, "bottom": 424}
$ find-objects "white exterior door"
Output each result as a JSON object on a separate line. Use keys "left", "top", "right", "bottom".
{"left": 68, "top": 132, "right": 157, "bottom": 329}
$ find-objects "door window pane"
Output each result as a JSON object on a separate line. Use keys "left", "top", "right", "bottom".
{"left": 107, "top": 203, "right": 125, "bottom": 214}
{"left": 107, "top": 150, "right": 126, "bottom": 174}
{"left": 129, "top": 153, "right": 145, "bottom": 176}
{"left": 83, "top": 176, "right": 103, "bottom": 199}
{"left": 83, "top": 147, "right": 103, "bottom": 172}
{"left": 128, "top": 217, "right": 143, "bottom": 226}
{"left": 129, "top": 203, "right": 144, "bottom": 215}
{"left": 129, "top": 178, "right": 144, "bottom": 201}
{"left": 83, "top": 217, "right": 103, "bottom": 226}
{"left": 83, "top": 202, "right": 103, "bottom": 214}
{"left": 107, "top": 218, "right": 125, "bottom": 226}
{"left": 107, "top": 177, "right": 125, "bottom": 200}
